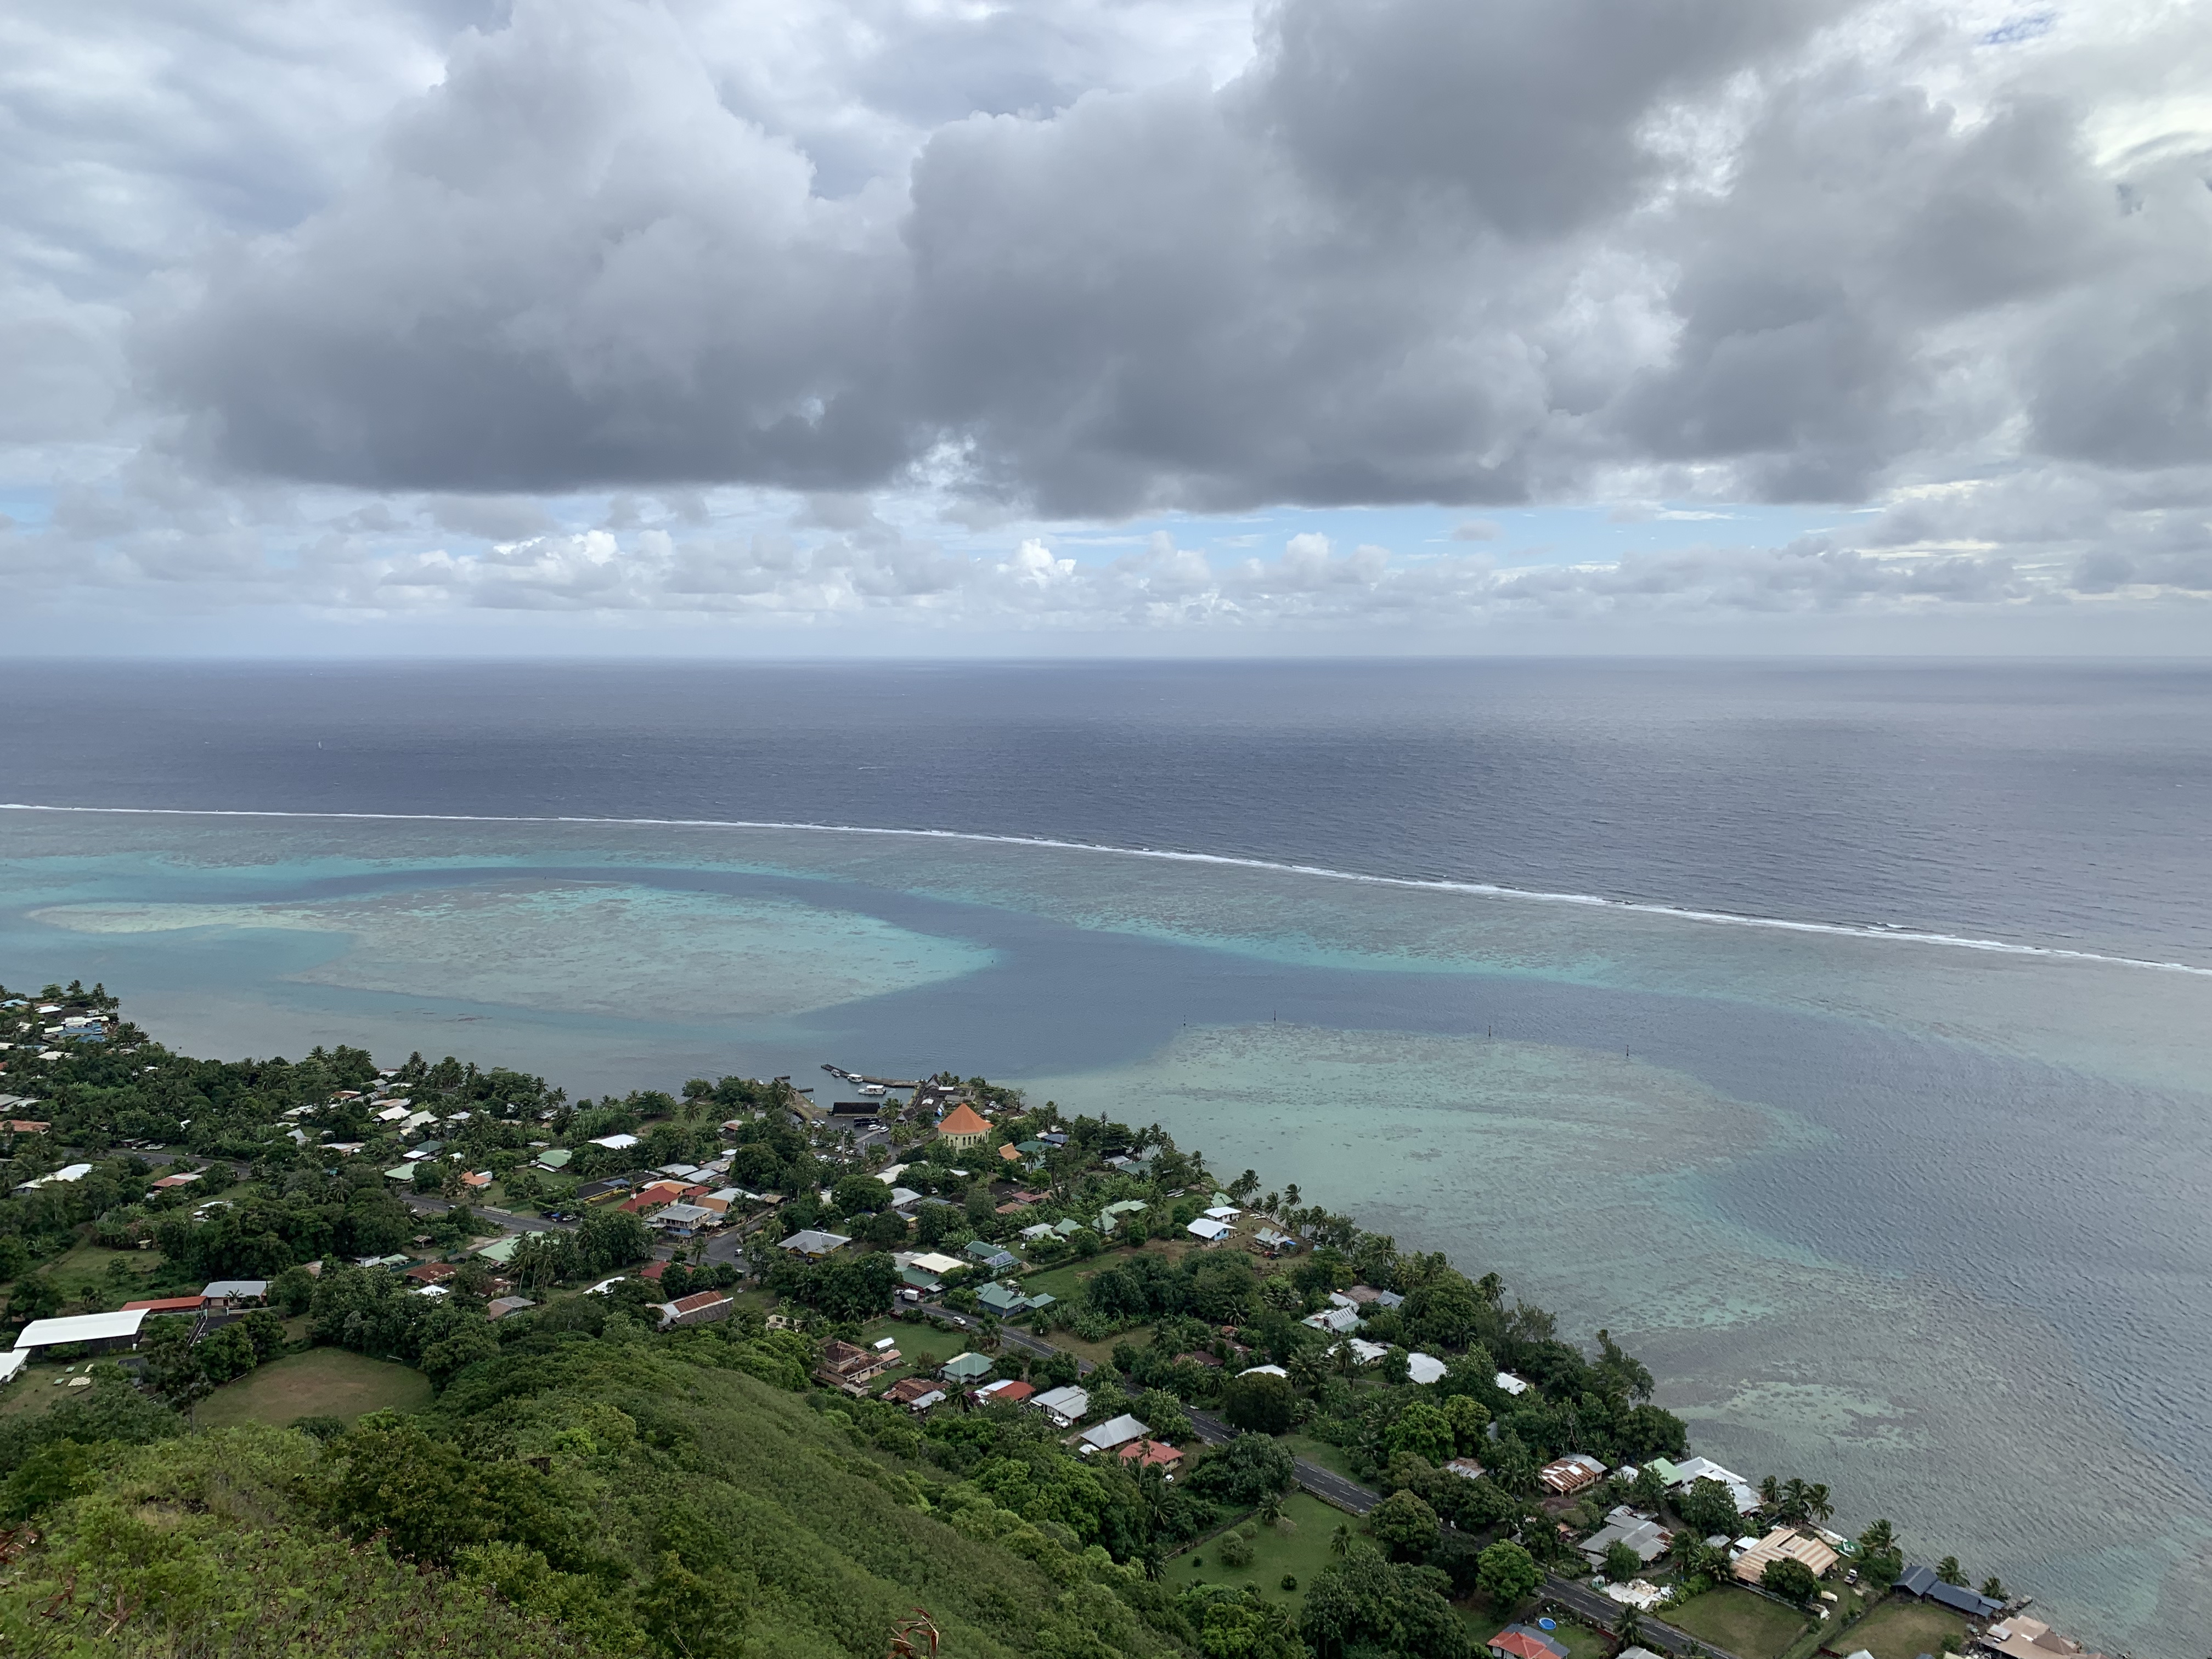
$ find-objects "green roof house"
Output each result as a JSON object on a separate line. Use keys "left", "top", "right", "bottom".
{"left": 940, "top": 1352, "right": 997, "bottom": 1384}
{"left": 534, "top": 1148, "right": 573, "bottom": 1170}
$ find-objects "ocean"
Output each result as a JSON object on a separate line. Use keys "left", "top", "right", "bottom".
{"left": 1, "top": 658, "right": 2208, "bottom": 1652}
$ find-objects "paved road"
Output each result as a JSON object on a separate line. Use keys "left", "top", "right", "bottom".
{"left": 1538, "top": 1575, "right": 1740, "bottom": 1659}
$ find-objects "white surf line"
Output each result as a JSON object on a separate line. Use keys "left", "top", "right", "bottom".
{"left": 7, "top": 800, "right": 2210, "bottom": 979}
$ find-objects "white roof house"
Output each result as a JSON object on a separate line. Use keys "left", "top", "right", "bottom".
{"left": 1302, "top": 1306, "right": 1359, "bottom": 1334}
{"left": 1239, "top": 1363, "right": 1289, "bottom": 1379}
{"left": 15, "top": 1310, "right": 148, "bottom": 1351}
{"left": 589, "top": 1133, "right": 641, "bottom": 1150}
{"left": 1203, "top": 1205, "right": 1240, "bottom": 1221}
{"left": 1031, "top": 1385, "right": 1091, "bottom": 1427}
{"left": 1077, "top": 1413, "right": 1150, "bottom": 1454}
{"left": 0, "top": 1351, "right": 26, "bottom": 1385}
{"left": 1340, "top": 1338, "right": 1389, "bottom": 1364}
{"left": 375, "top": 1104, "right": 411, "bottom": 1122}
{"left": 1406, "top": 1352, "right": 1448, "bottom": 1385}
{"left": 1185, "top": 1217, "right": 1233, "bottom": 1242}
{"left": 1495, "top": 1370, "right": 1532, "bottom": 1396}
{"left": 16, "top": 1163, "right": 93, "bottom": 1191}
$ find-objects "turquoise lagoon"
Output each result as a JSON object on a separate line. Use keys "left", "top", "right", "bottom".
{"left": 3, "top": 807, "right": 2210, "bottom": 1654}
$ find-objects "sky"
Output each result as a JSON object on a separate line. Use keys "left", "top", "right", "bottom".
{"left": 2, "top": 0, "right": 2208, "bottom": 656}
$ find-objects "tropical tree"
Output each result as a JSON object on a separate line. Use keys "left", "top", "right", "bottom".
{"left": 1475, "top": 1539, "right": 1542, "bottom": 1607}
{"left": 1368, "top": 1490, "right": 1440, "bottom": 1562}
{"left": 1982, "top": 1576, "right": 2008, "bottom": 1601}
{"left": 1762, "top": 1557, "right": 1819, "bottom": 1607}
{"left": 1859, "top": 1519, "right": 1896, "bottom": 1556}
{"left": 1330, "top": 1521, "right": 1353, "bottom": 1558}
{"left": 1936, "top": 1556, "right": 1966, "bottom": 1587}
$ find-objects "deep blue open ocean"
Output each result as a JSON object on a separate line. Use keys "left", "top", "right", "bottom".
{"left": 2, "top": 658, "right": 2209, "bottom": 1653}
{"left": 4, "top": 658, "right": 2208, "bottom": 961}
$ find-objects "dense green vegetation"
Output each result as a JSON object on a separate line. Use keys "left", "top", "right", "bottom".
{"left": 0, "top": 981, "right": 2022, "bottom": 1659}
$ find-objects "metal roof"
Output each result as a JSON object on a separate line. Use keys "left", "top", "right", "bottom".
{"left": 15, "top": 1309, "right": 148, "bottom": 1348}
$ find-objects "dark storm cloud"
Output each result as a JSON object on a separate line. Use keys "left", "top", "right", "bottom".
{"left": 135, "top": 0, "right": 2212, "bottom": 528}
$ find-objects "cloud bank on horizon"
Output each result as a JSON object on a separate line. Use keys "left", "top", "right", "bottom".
{"left": 2, "top": 0, "right": 2208, "bottom": 648}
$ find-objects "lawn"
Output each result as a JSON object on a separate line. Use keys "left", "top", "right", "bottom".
{"left": 1832, "top": 1597, "right": 1970, "bottom": 1658}
{"left": 1163, "top": 1492, "right": 1346, "bottom": 1616}
{"left": 855, "top": 1317, "right": 971, "bottom": 1387}
{"left": 1282, "top": 1434, "right": 1360, "bottom": 1482}
{"left": 1666, "top": 1587, "right": 1813, "bottom": 1659}
{"left": 196, "top": 1348, "right": 433, "bottom": 1429}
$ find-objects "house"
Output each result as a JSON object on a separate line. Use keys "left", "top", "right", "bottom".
{"left": 1252, "top": 1227, "right": 1299, "bottom": 1255}
{"left": 4, "top": 1121, "right": 50, "bottom": 1136}
{"left": 1302, "top": 1306, "right": 1359, "bottom": 1335}
{"left": 885, "top": 1187, "right": 923, "bottom": 1210}
{"left": 1893, "top": 1565, "right": 2004, "bottom": 1619}
{"left": 13, "top": 1310, "right": 148, "bottom": 1357}
{"left": 1185, "top": 1217, "right": 1233, "bottom": 1243}
{"left": 651, "top": 1202, "right": 716, "bottom": 1232}
{"left": 122, "top": 1295, "right": 207, "bottom": 1316}
{"left": 151, "top": 1172, "right": 203, "bottom": 1191}
{"left": 1486, "top": 1627, "right": 1568, "bottom": 1659}
{"left": 778, "top": 1229, "right": 853, "bottom": 1259}
{"left": 1344, "top": 1285, "right": 1404, "bottom": 1308}
{"left": 1579, "top": 1506, "right": 1672, "bottom": 1567}
{"left": 1662, "top": 1455, "right": 1761, "bottom": 1515}
{"left": 976, "top": 1282, "right": 1054, "bottom": 1317}
{"left": 973, "top": 1378, "right": 1035, "bottom": 1407}
{"left": 996, "top": 1143, "right": 1023, "bottom": 1165}
{"left": 1405, "top": 1352, "right": 1448, "bottom": 1385}
{"left": 589, "top": 1133, "right": 641, "bottom": 1151}
{"left": 534, "top": 1148, "right": 573, "bottom": 1171}
{"left": 1336, "top": 1338, "right": 1388, "bottom": 1365}
{"left": 1444, "top": 1457, "right": 1487, "bottom": 1481}
{"left": 940, "top": 1352, "right": 998, "bottom": 1386}
{"left": 816, "top": 1339, "right": 898, "bottom": 1391}
{"left": 459, "top": 1171, "right": 493, "bottom": 1192}
{"left": 1202, "top": 1205, "right": 1239, "bottom": 1221}
{"left": 1098, "top": 1199, "right": 1148, "bottom": 1232}
{"left": 935, "top": 1103, "right": 991, "bottom": 1150}
{"left": 15, "top": 1163, "right": 92, "bottom": 1192}
{"left": 1076, "top": 1414, "right": 1150, "bottom": 1454}
{"left": 1538, "top": 1453, "right": 1607, "bottom": 1495}
{"left": 0, "top": 1352, "right": 25, "bottom": 1387}
{"left": 1017, "top": 1222, "right": 1058, "bottom": 1243}
{"left": 1733, "top": 1527, "right": 1838, "bottom": 1587}
{"left": 486, "top": 1296, "right": 535, "bottom": 1321}
{"left": 655, "top": 1290, "right": 736, "bottom": 1330}
{"left": 402, "top": 1262, "right": 458, "bottom": 1286}
{"left": 575, "top": 1178, "right": 633, "bottom": 1206}
{"left": 1978, "top": 1615, "right": 2107, "bottom": 1659}
{"left": 1118, "top": 1438, "right": 1182, "bottom": 1475}
{"left": 1239, "top": 1364, "right": 1289, "bottom": 1379}
{"left": 896, "top": 1251, "right": 966, "bottom": 1277}
{"left": 475, "top": 1235, "right": 523, "bottom": 1265}
{"left": 698, "top": 1188, "right": 746, "bottom": 1215}
{"left": 882, "top": 1376, "right": 947, "bottom": 1413}
{"left": 200, "top": 1279, "right": 268, "bottom": 1307}
{"left": 1494, "top": 1370, "right": 1532, "bottom": 1396}
{"left": 1031, "top": 1385, "right": 1090, "bottom": 1429}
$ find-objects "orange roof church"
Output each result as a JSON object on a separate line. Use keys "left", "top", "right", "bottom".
{"left": 935, "top": 1103, "right": 991, "bottom": 1150}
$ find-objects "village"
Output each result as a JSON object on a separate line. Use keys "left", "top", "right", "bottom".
{"left": 0, "top": 982, "right": 2122, "bottom": 1659}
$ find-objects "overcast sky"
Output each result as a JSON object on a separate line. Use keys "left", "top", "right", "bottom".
{"left": 3, "top": 0, "right": 2207, "bottom": 654}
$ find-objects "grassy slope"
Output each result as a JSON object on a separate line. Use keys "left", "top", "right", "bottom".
{"left": 195, "top": 1348, "right": 435, "bottom": 1428}
{"left": 0, "top": 1429, "right": 583, "bottom": 1658}
{"left": 430, "top": 1341, "right": 1177, "bottom": 1659}
{"left": 0, "top": 1338, "right": 1184, "bottom": 1659}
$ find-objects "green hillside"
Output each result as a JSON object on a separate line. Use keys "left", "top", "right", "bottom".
{"left": 0, "top": 1337, "right": 1193, "bottom": 1659}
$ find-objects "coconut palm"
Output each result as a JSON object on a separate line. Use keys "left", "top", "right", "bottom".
{"left": 1330, "top": 1522, "right": 1352, "bottom": 1558}
{"left": 1804, "top": 1483, "right": 1833, "bottom": 1525}
{"left": 1859, "top": 1519, "right": 1896, "bottom": 1557}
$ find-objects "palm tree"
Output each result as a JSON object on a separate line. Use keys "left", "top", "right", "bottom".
{"left": 1330, "top": 1523, "right": 1352, "bottom": 1558}
{"left": 1613, "top": 1607, "right": 1643, "bottom": 1646}
{"left": 1981, "top": 1575, "right": 2008, "bottom": 1601}
{"left": 1935, "top": 1556, "right": 1966, "bottom": 1587}
{"left": 1759, "top": 1475, "right": 1780, "bottom": 1510}
{"left": 1779, "top": 1478, "right": 1811, "bottom": 1526}
{"left": 1805, "top": 1483, "right": 1833, "bottom": 1525}
{"left": 1859, "top": 1519, "right": 1896, "bottom": 1557}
